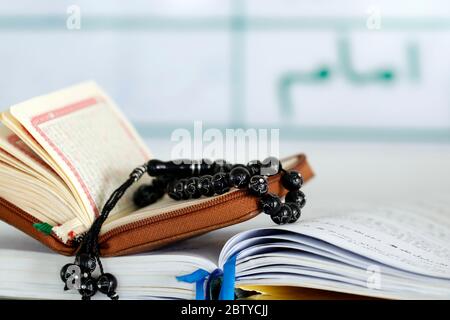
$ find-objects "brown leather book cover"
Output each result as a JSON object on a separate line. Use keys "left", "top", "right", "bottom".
{"left": 0, "top": 154, "right": 314, "bottom": 257}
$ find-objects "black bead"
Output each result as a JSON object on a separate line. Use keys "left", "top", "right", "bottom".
{"left": 152, "top": 176, "right": 174, "bottom": 191}
{"left": 285, "top": 202, "right": 301, "bottom": 223}
{"left": 133, "top": 185, "right": 162, "bottom": 207}
{"left": 75, "top": 253, "right": 96, "bottom": 273}
{"left": 167, "top": 181, "right": 182, "bottom": 200}
{"left": 185, "top": 177, "right": 202, "bottom": 199}
{"left": 60, "top": 263, "right": 77, "bottom": 283}
{"left": 97, "top": 273, "right": 118, "bottom": 299}
{"left": 246, "top": 160, "right": 261, "bottom": 176}
{"left": 285, "top": 190, "right": 306, "bottom": 208}
{"left": 180, "top": 179, "right": 191, "bottom": 200}
{"left": 147, "top": 159, "right": 193, "bottom": 177}
{"left": 199, "top": 175, "right": 215, "bottom": 197}
{"left": 259, "top": 193, "right": 282, "bottom": 215}
{"left": 168, "top": 179, "right": 190, "bottom": 200}
{"left": 281, "top": 170, "right": 303, "bottom": 191}
{"left": 270, "top": 204, "right": 292, "bottom": 225}
{"left": 78, "top": 276, "right": 97, "bottom": 300}
{"left": 229, "top": 166, "right": 251, "bottom": 188}
{"left": 248, "top": 175, "right": 269, "bottom": 196}
{"left": 261, "top": 156, "right": 282, "bottom": 176}
{"left": 212, "top": 172, "right": 230, "bottom": 195}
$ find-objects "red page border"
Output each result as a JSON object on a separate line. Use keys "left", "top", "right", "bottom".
{"left": 29, "top": 97, "right": 150, "bottom": 223}
{"left": 29, "top": 96, "right": 150, "bottom": 233}
{"left": 31, "top": 97, "right": 100, "bottom": 217}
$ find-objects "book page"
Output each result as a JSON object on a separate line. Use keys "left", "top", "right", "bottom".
{"left": 0, "top": 221, "right": 216, "bottom": 299}
{"left": 0, "top": 124, "right": 63, "bottom": 187}
{"left": 283, "top": 204, "right": 450, "bottom": 278}
{"left": 6, "top": 82, "right": 151, "bottom": 236}
{"left": 223, "top": 199, "right": 450, "bottom": 279}
{"left": 217, "top": 200, "right": 450, "bottom": 299}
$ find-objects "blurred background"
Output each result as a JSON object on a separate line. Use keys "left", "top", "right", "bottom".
{"left": 1, "top": 0, "right": 450, "bottom": 209}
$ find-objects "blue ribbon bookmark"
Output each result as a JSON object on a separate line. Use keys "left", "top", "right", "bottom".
{"left": 219, "top": 254, "right": 237, "bottom": 300}
{"left": 176, "top": 268, "right": 210, "bottom": 300}
{"left": 176, "top": 254, "right": 238, "bottom": 300}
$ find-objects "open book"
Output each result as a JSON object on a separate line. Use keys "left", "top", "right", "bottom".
{"left": 0, "top": 81, "right": 152, "bottom": 242}
{"left": 0, "top": 82, "right": 314, "bottom": 255}
{"left": 1, "top": 199, "right": 449, "bottom": 299}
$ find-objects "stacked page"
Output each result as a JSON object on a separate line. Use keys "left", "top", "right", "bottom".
{"left": 220, "top": 199, "right": 450, "bottom": 299}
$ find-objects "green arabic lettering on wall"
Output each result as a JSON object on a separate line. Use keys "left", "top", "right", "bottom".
{"left": 278, "top": 37, "right": 421, "bottom": 119}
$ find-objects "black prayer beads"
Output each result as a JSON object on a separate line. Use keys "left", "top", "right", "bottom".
{"left": 60, "top": 254, "right": 118, "bottom": 300}
{"left": 97, "top": 273, "right": 119, "bottom": 299}
{"left": 285, "top": 190, "right": 306, "bottom": 209}
{"left": 133, "top": 176, "right": 171, "bottom": 206}
{"left": 60, "top": 165, "right": 151, "bottom": 300}
{"left": 229, "top": 166, "right": 251, "bottom": 188}
{"left": 185, "top": 177, "right": 202, "bottom": 199}
{"left": 260, "top": 193, "right": 282, "bottom": 215}
{"left": 248, "top": 175, "right": 269, "bottom": 196}
{"left": 281, "top": 170, "right": 303, "bottom": 190}
{"left": 198, "top": 175, "right": 214, "bottom": 196}
{"left": 270, "top": 204, "right": 292, "bottom": 225}
{"left": 59, "top": 157, "right": 307, "bottom": 301}
{"left": 259, "top": 169, "right": 305, "bottom": 224}
{"left": 134, "top": 157, "right": 306, "bottom": 226}
{"left": 212, "top": 172, "right": 231, "bottom": 195}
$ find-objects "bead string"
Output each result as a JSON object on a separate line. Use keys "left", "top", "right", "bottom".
{"left": 134, "top": 157, "right": 306, "bottom": 225}
{"left": 60, "top": 165, "right": 148, "bottom": 300}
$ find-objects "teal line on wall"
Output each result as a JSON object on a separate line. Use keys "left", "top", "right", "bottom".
{"left": 0, "top": 15, "right": 450, "bottom": 31}
{"left": 133, "top": 122, "right": 450, "bottom": 143}
{"left": 0, "top": 15, "right": 229, "bottom": 31}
